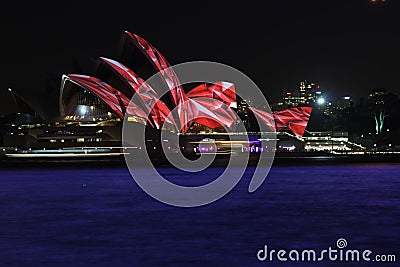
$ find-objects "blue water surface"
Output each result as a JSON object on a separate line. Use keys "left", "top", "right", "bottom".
{"left": 0, "top": 164, "right": 399, "bottom": 266}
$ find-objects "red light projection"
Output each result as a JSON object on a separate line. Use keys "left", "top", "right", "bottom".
{"left": 98, "top": 57, "right": 175, "bottom": 128}
{"left": 250, "top": 106, "right": 312, "bottom": 137}
{"left": 187, "top": 82, "right": 237, "bottom": 108}
{"left": 248, "top": 107, "right": 276, "bottom": 132}
{"left": 124, "top": 32, "right": 187, "bottom": 104}
{"left": 185, "top": 98, "right": 238, "bottom": 129}
{"left": 61, "top": 32, "right": 313, "bottom": 136}
{"left": 273, "top": 107, "right": 312, "bottom": 137}
{"left": 123, "top": 32, "right": 190, "bottom": 132}
{"left": 64, "top": 74, "right": 150, "bottom": 125}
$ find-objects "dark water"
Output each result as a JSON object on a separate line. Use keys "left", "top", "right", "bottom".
{"left": 0, "top": 164, "right": 399, "bottom": 266}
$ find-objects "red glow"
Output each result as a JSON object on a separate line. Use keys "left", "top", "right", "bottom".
{"left": 187, "top": 82, "right": 237, "bottom": 108}
{"left": 248, "top": 107, "right": 276, "bottom": 132}
{"left": 250, "top": 106, "right": 312, "bottom": 137}
{"left": 61, "top": 32, "right": 313, "bottom": 136}
{"left": 274, "top": 107, "right": 312, "bottom": 137}
{"left": 124, "top": 32, "right": 189, "bottom": 132}
{"left": 98, "top": 57, "right": 175, "bottom": 128}
{"left": 64, "top": 74, "right": 150, "bottom": 125}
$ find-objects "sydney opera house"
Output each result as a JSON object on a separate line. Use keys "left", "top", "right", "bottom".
{"left": 1, "top": 31, "right": 313, "bottom": 157}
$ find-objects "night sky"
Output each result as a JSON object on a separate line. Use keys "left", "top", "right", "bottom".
{"left": 1, "top": 0, "right": 399, "bottom": 116}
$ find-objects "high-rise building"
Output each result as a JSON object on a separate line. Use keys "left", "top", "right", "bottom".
{"left": 273, "top": 80, "right": 321, "bottom": 111}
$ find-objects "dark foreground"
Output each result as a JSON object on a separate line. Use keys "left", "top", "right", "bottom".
{"left": 0, "top": 164, "right": 399, "bottom": 266}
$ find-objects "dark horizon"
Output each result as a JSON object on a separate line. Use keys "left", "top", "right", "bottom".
{"left": 1, "top": 0, "right": 399, "bottom": 116}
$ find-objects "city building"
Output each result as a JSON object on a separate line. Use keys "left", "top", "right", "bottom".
{"left": 303, "top": 131, "right": 365, "bottom": 152}
{"left": 285, "top": 80, "right": 320, "bottom": 107}
{"left": 272, "top": 80, "right": 323, "bottom": 112}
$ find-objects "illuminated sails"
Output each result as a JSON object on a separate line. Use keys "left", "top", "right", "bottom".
{"left": 60, "top": 32, "right": 312, "bottom": 136}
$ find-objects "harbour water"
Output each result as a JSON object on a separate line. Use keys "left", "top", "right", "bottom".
{"left": 0, "top": 164, "right": 399, "bottom": 266}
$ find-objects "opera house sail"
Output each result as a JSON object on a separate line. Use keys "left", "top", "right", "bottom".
{"left": 59, "top": 31, "right": 312, "bottom": 136}
{"left": 2, "top": 31, "right": 312, "bottom": 156}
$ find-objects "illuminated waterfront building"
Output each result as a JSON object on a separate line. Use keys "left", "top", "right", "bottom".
{"left": 2, "top": 32, "right": 313, "bottom": 153}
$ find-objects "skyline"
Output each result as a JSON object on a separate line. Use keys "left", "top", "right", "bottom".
{"left": 1, "top": 0, "right": 399, "bottom": 115}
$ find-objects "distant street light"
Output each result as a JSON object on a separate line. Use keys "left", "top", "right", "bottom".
{"left": 317, "top": 98, "right": 325, "bottom": 105}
